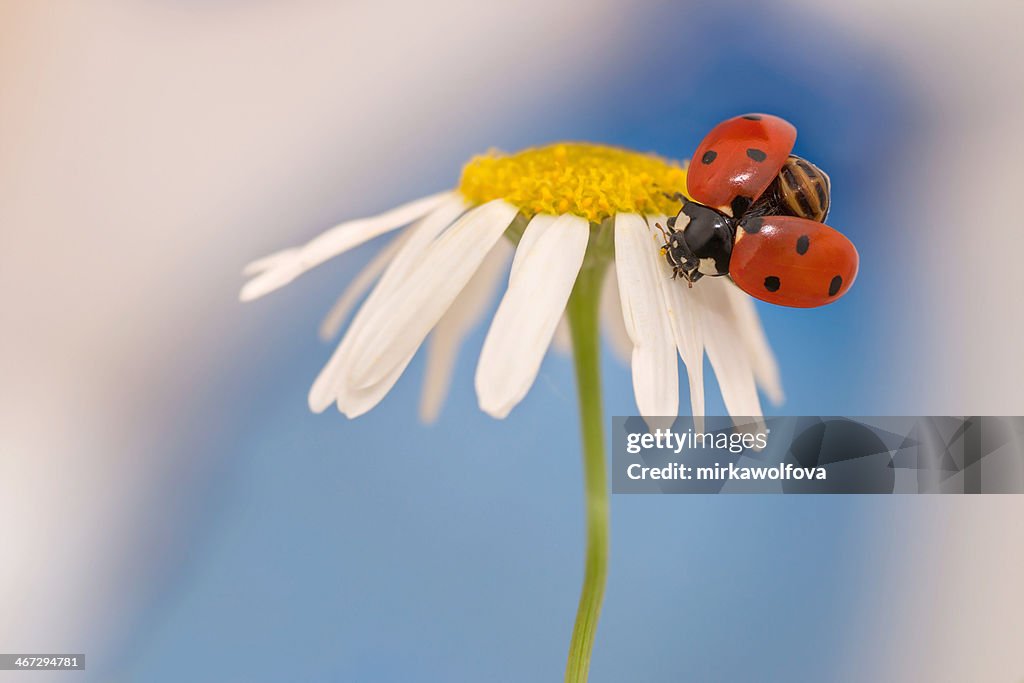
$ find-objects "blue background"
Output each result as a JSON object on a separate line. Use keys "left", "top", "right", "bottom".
{"left": 113, "top": 2, "right": 916, "bottom": 681}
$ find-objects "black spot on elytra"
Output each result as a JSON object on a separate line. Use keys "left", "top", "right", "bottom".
{"left": 764, "top": 276, "right": 781, "bottom": 292}
{"left": 741, "top": 216, "right": 763, "bottom": 233}
{"left": 742, "top": 114, "right": 762, "bottom": 120}
{"left": 701, "top": 150, "right": 717, "bottom": 164}
{"left": 829, "top": 275, "right": 843, "bottom": 297}
{"left": 746, "top": 148, "right": 767, "bottom": 162}
{"left": 796, "top": 235, "right": 810, "bottom": 254}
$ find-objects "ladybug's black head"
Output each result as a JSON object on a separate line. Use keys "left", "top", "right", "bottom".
{"left": 663, "top": 198, "right": 735, "bottom": 282}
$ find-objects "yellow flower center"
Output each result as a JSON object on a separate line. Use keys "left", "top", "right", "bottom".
{"left": 457, "top": 143, "right": 689, "bottom": 224}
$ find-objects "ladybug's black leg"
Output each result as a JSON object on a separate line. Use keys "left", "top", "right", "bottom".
{"left": 684, "top": 267, "right": 703, "bottom": 288}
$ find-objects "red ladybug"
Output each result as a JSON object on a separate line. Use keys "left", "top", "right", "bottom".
{"left": 658, "top": 114, "right": 858, "bottom": 308}
{"left": 687, "top": 114, "right": 797, "bottom": 217}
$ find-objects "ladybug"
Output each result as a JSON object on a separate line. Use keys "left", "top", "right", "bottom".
{"left": 659, "top": 113, "right": 857, "bottom": 307}
{"left": 658, "top": 197, "right": 858, "bottom": 308}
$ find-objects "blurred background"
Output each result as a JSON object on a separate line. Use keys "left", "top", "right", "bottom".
{"left": 2, "top": 1, "right": 1022, "bottom": 681}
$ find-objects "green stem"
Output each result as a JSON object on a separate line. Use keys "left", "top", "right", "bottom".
{"left": 563, "top": 260, "right": 610, "bottom": 683}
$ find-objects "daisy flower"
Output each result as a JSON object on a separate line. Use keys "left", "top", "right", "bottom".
{"left": 241, "top": 143, "right": 781, "bottom": 422}
{"left": 241, "top": 142, "right": 782, "bottom": 683}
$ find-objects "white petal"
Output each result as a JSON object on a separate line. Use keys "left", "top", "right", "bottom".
{"left": 694, "top": 276, "right": 763, "bottom": 420}
{"left": 318, "top": 232, "right": 409, "bottom": 341}
{"left": 340, "top": 243, "right": 509, "bottom": 421}
{"left": 242, "top": 248, "right": 298, "bottom": 276}
{"left": 336, "top": 362, "right": 412, "bottom": 418}
{"left": 647, "top": 214, "right": 706, "bottom": 419}
{"left": 347, "top": 199, "right": 519, "bottom": 389}
{"left": 614, "top": 213, "right": 678, "bottom": 418}
{"left": 600, "top": 263, "right": 632, "bottom": 365}
{"left": 476, "top": 214, "right": 589, "bottom": 418}
{"left": 240, "top": 190, "right": 452, "bottom": 302}
{"left": 724, "top": 282, "right": 784, "bottom": 405}
{"left": 336, "top": 236, "right": 512, "bottom": 423}
{"left": 420, "top": 239, "right": 512, "bottom": 423}
{"left": 307, "top": 196, "right": 468, "bottom": 413}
